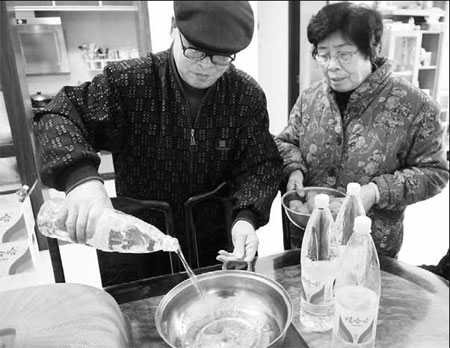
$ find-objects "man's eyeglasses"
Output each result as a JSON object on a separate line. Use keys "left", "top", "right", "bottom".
{"left": 315, "top": 51, "right": 358, "bottom": 66}
{"left": 179, "top": 33, "right": 235, "bottom": 66}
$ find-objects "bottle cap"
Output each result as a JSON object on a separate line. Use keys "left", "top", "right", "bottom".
{"left": 315, "top": 194, "right": 329, "bottom": 209}
{"left": 347, "top": 182, "right": 361, "bottom": 196}
{"left": 354, "top": 216, "right": 372, "bottom": 234}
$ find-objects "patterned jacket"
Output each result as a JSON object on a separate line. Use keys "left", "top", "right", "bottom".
{"left": 34, "top": 49, "right": 282, "bottom": 269}
{"left": 275, "top": 58, "right": 448, "bottom": 258}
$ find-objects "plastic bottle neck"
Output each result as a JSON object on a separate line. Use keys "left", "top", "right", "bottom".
{"left": 354, "top": 229, "right": 371, "bottom": 235}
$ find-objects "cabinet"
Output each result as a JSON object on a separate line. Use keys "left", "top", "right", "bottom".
{"left": 379, "top": 6, "right": 447, "bottom": 101}
{"left": 1, "top": 0, "right": 65, "bottom": 282}
{"left": 381, "top": 28, "right": 444, "bottom": 99}
{"left": 10, "top": 1, "right": 151, "bottom": 83}
{"left": 10, "top": 1, "right": 137, "bottom": 11}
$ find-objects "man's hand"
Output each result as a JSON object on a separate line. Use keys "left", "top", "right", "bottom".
{"left": 65, "top": 180, "right": 113, "bottom": 243}
{"left": 287, "top": 170, "right": 305, "bottom": 197}
{"left": 217, "top": 220, "right": 259, "bottom": 263}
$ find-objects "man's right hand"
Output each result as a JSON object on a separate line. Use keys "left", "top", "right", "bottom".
{"left": 287, "top": 170, "right": 305, "bottom": 197}
{"left": 65, "top": 180, "right": 113, "bottom": 244}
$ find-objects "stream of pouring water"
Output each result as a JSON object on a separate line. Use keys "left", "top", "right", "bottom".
{"left": 176, "top": 247, "right": 208, "bottom": 298}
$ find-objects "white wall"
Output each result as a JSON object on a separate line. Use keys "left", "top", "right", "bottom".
{"left": 298, "top": 1, "right": 326, "bottom": 94}
{"left": 233, "top": 1, "right": 259, "bottom": 81}
{"left": 257, "top": 1, "right": 288, "bottom": 135}
{"left": 147, "top": 1, "right": 174, "bottom": 53}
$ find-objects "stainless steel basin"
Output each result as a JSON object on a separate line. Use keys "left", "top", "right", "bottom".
{"left": 155, "top": 269, "right": 293, "bottom": 348}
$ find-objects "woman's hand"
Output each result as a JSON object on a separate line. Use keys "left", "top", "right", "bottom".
{"left": 287, "top": 170, "right": 305, "bottom": 197}
{"left": 217, "top": 220, "right": 259, "bottom": 263}
{"left": 360, "top": 183, "right": 379, "bottom": 213}
{"left": 65, "top": 180, "right": 113, "bottom": 243}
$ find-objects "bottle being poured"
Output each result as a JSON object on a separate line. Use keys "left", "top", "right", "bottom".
{"left": 37, "top": 198, "right": 179, "bottom": 253}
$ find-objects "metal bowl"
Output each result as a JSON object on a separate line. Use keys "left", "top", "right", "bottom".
{"left": 282, "top": 187, "right": 346, "bottom": 229}
{"left": 155, "top": 269, "right": 293, "bottom": 348}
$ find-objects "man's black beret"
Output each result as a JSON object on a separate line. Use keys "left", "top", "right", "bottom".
{"left": 174, "top": 1, "right": 254, "bottom": 55}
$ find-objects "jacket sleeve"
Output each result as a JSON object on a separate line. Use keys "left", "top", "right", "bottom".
{"left": 274, "top": 93, "right": 309, "bottom": 180}
{"left": 33, "top": 65, "right": 128, "bottom": 191}
{"left": 372, "top": 95, "right": 449, "bottom": 210}
{"left": 229, "top": 90, "right": 283, "bottom": 229}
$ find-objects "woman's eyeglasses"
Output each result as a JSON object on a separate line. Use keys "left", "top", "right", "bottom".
{"left": 315, "top": 51, "right": 359, "bottom": 66}
{"left": 179, "top": 33, "right": 235, "bottom": 66}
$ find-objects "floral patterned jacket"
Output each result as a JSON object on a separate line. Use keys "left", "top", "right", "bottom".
{"left": 275, "top": 58, "right": 449, "bottom": 257}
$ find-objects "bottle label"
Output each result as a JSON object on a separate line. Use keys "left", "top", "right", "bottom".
{"left": 334, "top": 286, "right": 378, "bottom": 344}
{"left": 301, "top": 275, "right": 326, "bottom": 304}
{"left": 0, "top": 240, "right": 35, "bottom": 276}
{"left": 337, "top": 312, "right": 375, "bottom": 344}
{"left": 301, "top": 259, "right": 337, "bottom": 304}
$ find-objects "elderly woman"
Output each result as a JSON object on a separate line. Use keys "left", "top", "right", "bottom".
{"left": 275, "top": 2, "right": 448, "bottom": 258}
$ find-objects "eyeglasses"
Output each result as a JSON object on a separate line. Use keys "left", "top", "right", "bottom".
{"left": 179, "top": 33, "right": 235, "bottom": 66}
{"left": 315, "top": 51, "right": 359, "bottom": 66}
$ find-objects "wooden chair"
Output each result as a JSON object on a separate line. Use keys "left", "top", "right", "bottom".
{"left": 184, "top": 182, "right": 236, "bottom": 269}
{"left": 45, "top": 184, "right": 235, "bottom": 286}
{"left": 96, "top": 197, "right": 181, "bottom": 286}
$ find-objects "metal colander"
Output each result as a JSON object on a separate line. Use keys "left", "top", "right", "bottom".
{"left": 0, "top": 283, "right": 132, "bottom": 347}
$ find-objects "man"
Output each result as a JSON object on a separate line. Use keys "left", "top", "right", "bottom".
{"left": 34, "top": 1, "right": 282, "bottom": 285}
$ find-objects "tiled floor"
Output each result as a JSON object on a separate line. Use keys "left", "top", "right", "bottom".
{"left": 1, "top": 183, "right": 448, "bottom": 292}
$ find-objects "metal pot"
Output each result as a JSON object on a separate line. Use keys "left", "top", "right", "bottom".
{"left": 155, "top": 263, "right": 293, "bottom": 348}
{"left": 30, "top": 91, "right": 52, "bottom": 109}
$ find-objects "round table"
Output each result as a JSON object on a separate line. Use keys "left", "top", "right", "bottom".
{"left": 106, "top": 249, "right": 449, "bottom": 348}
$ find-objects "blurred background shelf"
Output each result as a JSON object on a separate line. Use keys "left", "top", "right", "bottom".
{"left": 0, "top": 143, "right": 15, "bottom": 158}
{"left": 85, "top": 58, "right": 122, "bottom": 71}
{"left": 381, "top": 28, "right": 444, "bottom": 99}
{"left": 10, "top": 1, "right": 137, "bottom": 12}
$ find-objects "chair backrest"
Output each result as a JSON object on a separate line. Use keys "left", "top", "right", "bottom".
{"left": 184, "top": 182, "right": 235, "bottom": 268}
{"left": 110, "top": 197, "right": 177, "bottom": 271}
{"left": 44, "top": 197, "right": 180, "bottom": 286}
{"left": 45, "top": 185, "right": 235, "bottom": 286}
{"left": 97, "top": 197, "right": 181, "bottom": 286}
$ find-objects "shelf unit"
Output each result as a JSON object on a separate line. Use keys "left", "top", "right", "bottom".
{"left": 0, "top": 143, "right": 15, "bottom": 159}
{"left": 380, "top": 6, "right": 446, "bottom": 101}
{"left": 381, "top": 28, "right": 444, "bottom": 97}
{"left": 84, "top": 58, "right": 123, "bottom": 72}
{"left": 1, "top": 1, "right": 152, "bottom": 283}
{"left": 378, "top": 7, "right": 445, "bottom": 18}
{"left": 10, "top": 1, "right": 137, "bottom": 12}
{"left": 1, "top": 0, "right": 65, "bottom": 283}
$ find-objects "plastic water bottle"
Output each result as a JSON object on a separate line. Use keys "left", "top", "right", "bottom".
{"left": 300, "top": 194, "right": 338, "bottom": 332}
{"left": 332, "top": 216, "right": 381, "bottom": 348}
{"left": 37, "top": 198, "right": 179, "bottom": 253}
{"left": 333, "top": 183, "right": 366, "bottom": 255}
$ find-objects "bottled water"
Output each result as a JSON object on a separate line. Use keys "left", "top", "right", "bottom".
{"left": 333, "top": 182, "right": 365, "bottom": 255}
{"left": 37, "top": 198, "right": 179, "bottom": 253}
{"left": 300, "top": 194, "right": 338, "bottom": 332}
{"left": 332, "top": 216, "right": 381, "bottom": 348}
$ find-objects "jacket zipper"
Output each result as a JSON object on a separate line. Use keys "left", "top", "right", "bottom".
{"left": 190, "top": 128, "right": 196, "bottom": 146}
{"left": 183, "top": 92, "right": 210, "bottom": 193}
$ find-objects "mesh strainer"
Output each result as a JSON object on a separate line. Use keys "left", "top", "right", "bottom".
{"left": 0, "top": 283, "right": 132, "bottom": 348}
